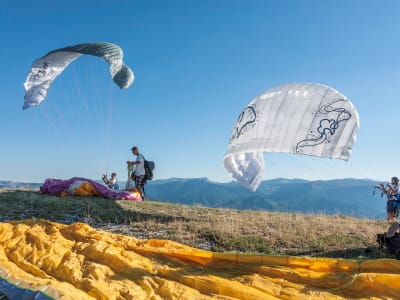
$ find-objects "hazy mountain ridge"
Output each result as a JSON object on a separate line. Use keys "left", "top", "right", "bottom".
{"left": 0, "top": 181, "right": 41, "bottom": 189}
{"left": 146, "top": 178, "right": 384, "bottom": 219}
{"left": 1, "top": 178, "right": 385, "bottom": 219}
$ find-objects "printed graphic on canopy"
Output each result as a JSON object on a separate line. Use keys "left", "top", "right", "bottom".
{"left": 224, "top": 83, "right": 360, "bottom": 191}
{"left": 23, "top": 42, "right": 134, "bottom": 110}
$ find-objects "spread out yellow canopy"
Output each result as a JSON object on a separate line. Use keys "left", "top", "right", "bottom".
{"left": 0, "top": 219, "right": 399, "bottom": 300}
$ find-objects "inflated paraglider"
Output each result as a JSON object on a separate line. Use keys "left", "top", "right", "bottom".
{"left": 224, "top": 82, "right": 360, "bottom": 191}
{"left": 23, "top": 42, "right": 134, "bottom": 110}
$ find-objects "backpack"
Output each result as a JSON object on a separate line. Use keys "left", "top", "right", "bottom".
{"left": 377, "top": 232, "right": 400, "bottom": 260}
{"left": 386, "top": 233, "right": 400, "bottom": 259}
{"left": 142, "top": 155, "right": 155, "bottom": 181}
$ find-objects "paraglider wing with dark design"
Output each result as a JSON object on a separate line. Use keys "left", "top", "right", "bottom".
{"left": 23, "top": 42, "right": 134, "bottom": 110}
{"left": 224, "top": 82, "right": 360, "bottom": 191}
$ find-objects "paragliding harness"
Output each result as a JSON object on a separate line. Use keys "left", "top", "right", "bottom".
{"left": 373, "top": 184, "right": 400, "bottom": 218}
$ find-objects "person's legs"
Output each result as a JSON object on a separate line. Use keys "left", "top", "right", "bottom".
{"left": 387, "top": 200, "right": 397, "bottom": 221}
{"left": 141, "top": 181, "right": 146, "bottom": 200}
{"left": 134, "top": 175, "right": 145, "bottom": 200}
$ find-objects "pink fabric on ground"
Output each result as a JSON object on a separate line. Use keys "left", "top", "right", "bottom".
{"left": 40, "top": 177, "right": 142, "bottom": 201}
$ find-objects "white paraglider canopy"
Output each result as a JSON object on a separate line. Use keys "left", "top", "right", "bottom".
{"left": 223, "top": 82, "right": 360, "bottom": 191}
{"left": 23, "top": 42, "right": 134, "bottom": 110}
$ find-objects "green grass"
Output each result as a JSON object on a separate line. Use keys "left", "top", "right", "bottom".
{"left": 0, "top": 189, "right": 391, "bottom": 259}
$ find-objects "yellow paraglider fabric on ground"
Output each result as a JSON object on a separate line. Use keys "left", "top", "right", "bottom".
{"left": 0, "top": 219, "right": 399, "bottom": 300}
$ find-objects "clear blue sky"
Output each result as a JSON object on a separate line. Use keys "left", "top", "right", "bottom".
{"left": 1, "top": 0, "right": 399, "bottom": 183}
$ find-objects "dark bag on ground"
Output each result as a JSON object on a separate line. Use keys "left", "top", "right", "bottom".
{"left": 377, "top": 233, "right": 400, "bottom": 259}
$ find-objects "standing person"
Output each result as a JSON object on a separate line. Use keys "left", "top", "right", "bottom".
{"left": 127, "top": 146, "right": 146, "bottom": 200}
{"left": 380, "top": 176, "right": 400, "bottom": 222}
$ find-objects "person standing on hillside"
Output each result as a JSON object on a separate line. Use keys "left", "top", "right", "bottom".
{"left": 127, "top": 146, "right": 146, "bottom": 200}
{"left": 379, "top": 176, "right": 400, "bottom": 222}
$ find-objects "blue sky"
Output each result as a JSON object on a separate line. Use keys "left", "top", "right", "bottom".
{"left": 1, "top": 0, "right": 399, "bottom": 183}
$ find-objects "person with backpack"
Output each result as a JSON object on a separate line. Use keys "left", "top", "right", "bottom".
{"left": 127, "top": 146, "right": 146, "bottom": 200}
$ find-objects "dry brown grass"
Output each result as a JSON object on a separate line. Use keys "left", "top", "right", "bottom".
{"left": 0, "top": 189, "right": 389, "bottom": 258}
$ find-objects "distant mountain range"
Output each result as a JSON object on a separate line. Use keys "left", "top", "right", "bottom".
{"left": 0, "top": 181, "right": 42, "bottom": 190}
{"left": 146, "top": 178, "right": 386, "bottom": 219}
{"left": 0, "top": 178, "right": 386, "bottom": 219}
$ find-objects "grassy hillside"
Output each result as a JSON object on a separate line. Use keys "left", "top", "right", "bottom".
{"left": 0, "top": 189, "right": 391, "bottom": 259}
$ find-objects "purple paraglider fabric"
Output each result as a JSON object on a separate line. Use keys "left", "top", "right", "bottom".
{"left": 40, "top": 177, "right": 142, "bottom": 201}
